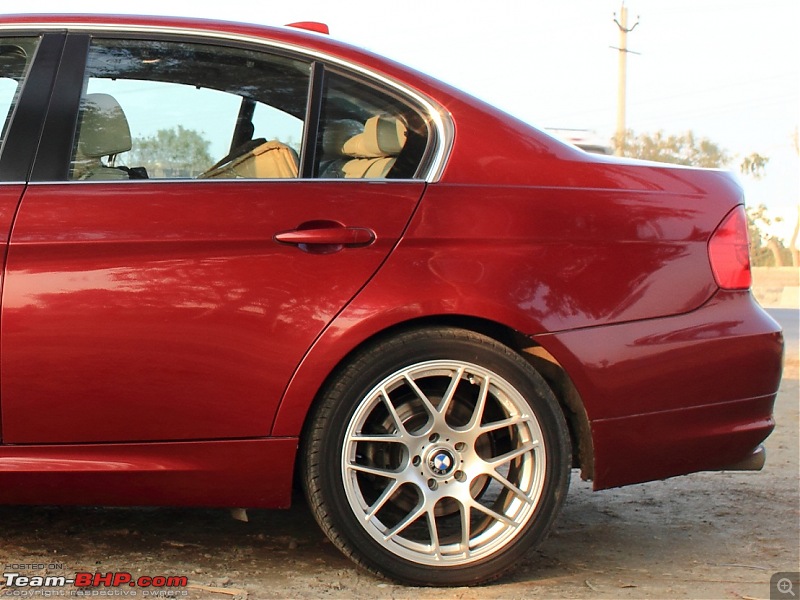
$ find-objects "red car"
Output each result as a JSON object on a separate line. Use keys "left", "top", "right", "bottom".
{"left": 0, "top": 14, "right": 783, "bottom": 586}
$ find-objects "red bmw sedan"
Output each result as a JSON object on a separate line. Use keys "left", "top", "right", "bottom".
{"left": 0, "top": 14, "right": 783, "bottom": 586}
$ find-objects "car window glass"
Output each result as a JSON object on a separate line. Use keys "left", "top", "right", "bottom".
{"left": 315, "top": 71, "right": 430, "bottom": 180}
{"left": 70, "top": 39, "right": 310, "bottom": 181}
{"left": 0, "top": 37, "right": 41, "bottom": 155}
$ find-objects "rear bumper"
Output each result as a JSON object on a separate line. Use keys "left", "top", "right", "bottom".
{"left": 535, "top": 290, "right": 783, "bottom": 490}
{"left": 589, "top": 393, "right": 774, "bottom": 488}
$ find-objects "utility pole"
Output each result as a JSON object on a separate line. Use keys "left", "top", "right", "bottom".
{"left": 613, "top": 3, "right": 639, "bottom": 156}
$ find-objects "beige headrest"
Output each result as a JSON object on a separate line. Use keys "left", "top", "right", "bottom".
{"left": 78, "top": 93, "right": 132, "bottom": 158}
{"left": 322, "top": 119, "right": 363, "bottom": 157}
{"left": 342, "top": 115, "right": 407, "bottom": 158}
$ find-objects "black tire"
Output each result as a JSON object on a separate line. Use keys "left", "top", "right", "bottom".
{"left": 301, "top": 327, "right": 570, "bottom": 586}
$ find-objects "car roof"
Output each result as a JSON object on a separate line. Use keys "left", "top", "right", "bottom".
{"left": 0, "top": 14, "right": 424, "bottom": 81}
{"left": 2, "top": 13, "right": 319, "bottom": 38}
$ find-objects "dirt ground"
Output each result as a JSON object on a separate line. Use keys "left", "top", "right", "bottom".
{"left": 1, "top": 345, "right": 797, "bottom": 600}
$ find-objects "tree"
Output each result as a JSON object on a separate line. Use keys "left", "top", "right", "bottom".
{"left": 746, "top": 204, "right": 792, "bottom": 267}
{"left": 740, "top": 152, "right": 770, "bottom": 179}
{"left": 617, "top": 130, "right": 773, "bottom": 175}
{"left": 128, "top": 126, "right": 213, "bottom": 178}
{"left": 736, "top": 151, "right": 790, "bottom": 266}
{"left": 617, "top": 130, "right": 790, "bottom": 266}
{"left": 616, "top": 130, "right": 730, "bottom": 168}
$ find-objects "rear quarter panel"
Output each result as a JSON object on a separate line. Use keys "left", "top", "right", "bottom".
{"left": 273, "top": 163, "right": 744, "bottom": 436}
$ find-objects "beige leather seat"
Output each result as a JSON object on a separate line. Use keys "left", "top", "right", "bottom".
{"left": 200, "top": 140, "right": 299, "bottom": 179}
{"left": 339, "top": 115, "right": 407, "bottom": 179}
{"left": 318, "top": 119, "right": 364, "bottom": 178}
{"left": 72, "top": 93, "right": 132, "bottom": 180}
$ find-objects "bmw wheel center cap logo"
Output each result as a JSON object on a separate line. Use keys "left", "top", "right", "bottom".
{"left": 429, "top": 450, "right": 455, "bottom": 476}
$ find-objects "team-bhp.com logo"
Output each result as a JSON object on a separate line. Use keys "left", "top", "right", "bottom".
{"left": 3, "top": 571, "right": 188, "bottom": 591}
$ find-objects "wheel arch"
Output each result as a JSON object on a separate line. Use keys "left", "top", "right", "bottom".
{"left": 275, "top": 313, "right": 594, "bottom": 483}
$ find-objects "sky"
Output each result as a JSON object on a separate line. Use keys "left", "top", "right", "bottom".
{"left": 6, "top": 0, "right": 800, "bottom": 241}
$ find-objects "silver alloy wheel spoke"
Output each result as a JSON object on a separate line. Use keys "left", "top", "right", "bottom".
{"left": 459, "top": 500, "right": 471, "bottom": 557}
{"left": 349, "top": 433, "right": 404, "bottom": 443}
{"left": 379, "top": 388, "right": 409, "bottom": 437}
{"left": 470, "top": 500, "right": 518, "bottom": 528}
{"left": 403, "top": 374, "right": 441, "bottom": 421}
{"left": 366, "top": 478, "right": 403, "bottom": 521}
{"left": 479, "top": 415, "right": 528, "bottom": 434}
{"left": 464, "top": 375, "right": 491, "bottom": 431}
{"left": 342, "top": 360, "right": 547, "bottom": 566}
{"left": 347, "top": 462, "right": 400, "bottom": 479}
{"left": 490, "top": 469, "right": 535, "bottom": 504}
{"left": 427, "top": 508, "right": 442, "bottom": 559}
{"left": 385, "top": 502, "right": 426, "bottom": 541}
{"left": 438, "top": 365, "right": 466, "bottom": 417}
{"left": 487, "top": 440, "right": 539, "bottom": 468}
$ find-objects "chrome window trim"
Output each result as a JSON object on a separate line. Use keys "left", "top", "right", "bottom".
{"left": 0, "top": 22, "right": 453, "bottom": 183}
{"left": 25, "top": 178, "right": 425, "bottom": 187}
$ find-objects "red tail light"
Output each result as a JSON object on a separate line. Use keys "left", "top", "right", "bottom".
{"left": 708, "top": 205, "right": 752, "bottom": 290}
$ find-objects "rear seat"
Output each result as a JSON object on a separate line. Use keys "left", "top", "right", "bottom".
{"left": 318, "top": 119, "right": 364, "bottom": 178}
{"left": 336, "top": 115, "right": 407, "bottom": 179}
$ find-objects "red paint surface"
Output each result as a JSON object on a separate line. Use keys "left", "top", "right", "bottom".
{"left": 2, "top": 182, "right": 421, "bottom": 443}
{"left": 0, "top": 438, "right": 297, "bottom": 508}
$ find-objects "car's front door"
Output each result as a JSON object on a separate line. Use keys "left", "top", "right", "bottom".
{"left": 0, "top": 33, "right": 429, "bottom": 444}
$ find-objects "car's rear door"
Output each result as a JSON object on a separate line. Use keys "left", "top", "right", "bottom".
{"left": 0, "top": 31, "right": 428, "bottom": 444}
